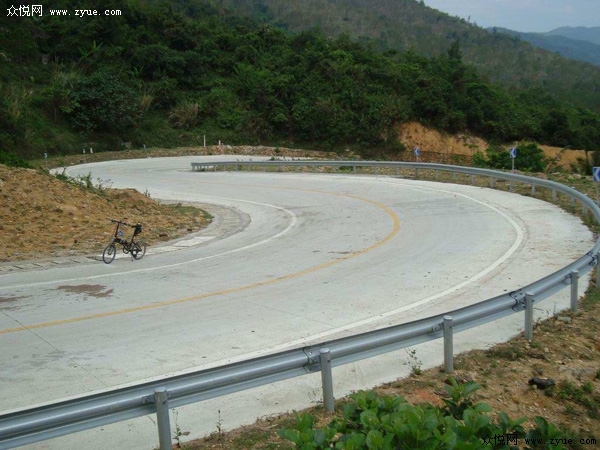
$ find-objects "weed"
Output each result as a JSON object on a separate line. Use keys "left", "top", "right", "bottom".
{"left": 169, "top": 102, "right": 200, "bottom": 129}
{"left": 171, "top": 410, "right": 190, "bottom": 448}
{"left": 543, "top": 386, "right": 556, "bottom": 397}
{"left": 582, "top": 287, "right": 600, "bottom": 308}
{"left": 558, "top": 380, "right": 600, "bottom": 418}
{"left": 232, "top": 429, "right": 273, "bottom": 448}
{"left": 53, "top": 169, "right": 111, "bottom": 193}
{"left": 77, "top": 172, "right": 93, "bottom": 189}
{"left": 404, "top": 348, "right": 422, "bottom": 376}
{"left": 486, "top": 342, "right": 524, "bottom": 361}
{"left": 215, "top": 409, "right": 223, "bottom": 441}
{"left": 95, "top": 177, "right": 113, "bottom": 190}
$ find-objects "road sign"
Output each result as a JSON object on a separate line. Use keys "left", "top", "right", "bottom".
{"left": 593, "top": 167, "right": 600, "bottom": 182}
{"left": 509, "top": 147, "right": 517, "bottom": 159}
{"left": 413, "top": 147, "right": 420, "bottom": 157}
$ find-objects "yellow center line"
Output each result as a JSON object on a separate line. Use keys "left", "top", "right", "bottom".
{"left": 0, "top": 189, "right": 400, "bottom": 335}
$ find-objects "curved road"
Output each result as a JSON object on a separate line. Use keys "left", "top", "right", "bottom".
{"left": 0, "top": 156, "right": 593, "bottom": 449}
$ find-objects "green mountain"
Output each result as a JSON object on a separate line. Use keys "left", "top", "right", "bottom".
{"left": 1, "top": 0, "right": 599, "bottom": 161}
{"left": 491, "top": 27, "right": 600, "bottom": 67}
{"left": 211, "top": 0, "right": 600, "bottom": 112}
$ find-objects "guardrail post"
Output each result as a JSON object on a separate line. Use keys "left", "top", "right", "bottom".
{"left": 570, "top": 270, "right": 579, "bottom": 313}
{"left": 524, "top": 292, "right": 535, "bottom": 341}
{"left": 531, "top": 184, "right": 536, "bottom": 197}
{"left": 509, "top": 180, "right": 514, "bottom": 192}
{"left": 319, "top": 348, "right": 335, "bottom": 412}
{"left": 552, "top": 189, "right": 557, "bottom": 202}
{"left": 353, "top": 165, "right": 356, "bottom": 174}
{"left": 470, "top": 175, "right": 475, "bottom": 185}
{"left": 435, "top": 170, "right": 439, "bottom": 180}
{"left": 154, "top": 389, "right": 172, "bottom": 450}
{"left": 489, "top": 177, "right": 495, "bottom": 188}
{"left": 443, "top": 316, "right": 454, "bottom": 374}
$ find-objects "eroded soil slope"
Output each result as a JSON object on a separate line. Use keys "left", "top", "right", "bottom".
{"left": 0, "top": 164, "right": 210, "bottom": 262}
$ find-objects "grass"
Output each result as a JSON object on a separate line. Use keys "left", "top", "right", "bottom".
{"left": 557, "top": 381, "right": 600, "bottom": 419}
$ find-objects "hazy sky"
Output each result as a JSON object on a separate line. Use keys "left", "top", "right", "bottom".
{"left": 424, "top": 0, "right": 600, "bottom": 33}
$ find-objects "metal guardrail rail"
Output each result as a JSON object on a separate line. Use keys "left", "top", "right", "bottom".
{"left": 1, "top": 161, "right": 599, "bottom": 450}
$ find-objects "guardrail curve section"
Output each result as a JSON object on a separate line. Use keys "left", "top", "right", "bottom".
{"left": 1, "top": 161, "right": 598, "bottom": 450}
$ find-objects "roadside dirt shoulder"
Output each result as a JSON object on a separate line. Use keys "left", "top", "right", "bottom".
{"left": 0, "top": 164, "right": 211, "bottom": 263}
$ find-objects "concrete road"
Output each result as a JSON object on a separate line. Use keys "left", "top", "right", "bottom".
{"left": 0, "top": 156, "right": 593, "bottom": 449}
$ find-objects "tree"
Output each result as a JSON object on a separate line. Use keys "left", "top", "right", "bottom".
{"left": 69, "top": 71, "right": 139, "bottom": 134}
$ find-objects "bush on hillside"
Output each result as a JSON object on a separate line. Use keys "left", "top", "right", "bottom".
{"left": 0, "top": 151, "right": 31, "bottom": 168}
{"left": 472, "top": 143, "right": 546, "bottom": 172}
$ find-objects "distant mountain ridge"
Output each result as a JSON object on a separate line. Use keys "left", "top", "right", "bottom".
{"left": 490, "top": 26, "right": 600, "bottom": 67}
{"left": 211, "top": 0, "right": 600, "bottom": 112}
{"left": 547, "top": 26, "right": 600, "bottom": 46}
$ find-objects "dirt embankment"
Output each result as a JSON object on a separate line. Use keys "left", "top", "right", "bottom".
{"left": 397, "top": 122, "right": 588, "bottom": 170}
{"left": 0, "top": 164, "right": 211, "bottom": 263}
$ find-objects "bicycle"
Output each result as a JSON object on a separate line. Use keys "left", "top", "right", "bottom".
{"left": 102, "top": 219, "right": 146, "bottom": 264}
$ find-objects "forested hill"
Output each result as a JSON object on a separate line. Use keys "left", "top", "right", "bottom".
{"left": 1, "top": 0, "right": 599, "bottom": 160}
{"left": 211, "top": 0, "right": 600, "bottom": 113}
{"left": 491, "top": 27, "right": 600, "bottom": 67}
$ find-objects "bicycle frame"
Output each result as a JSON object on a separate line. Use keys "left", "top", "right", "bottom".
{"left": 103, "top": 219, "right": 146, "bottom": 264}
{"left": 111, "top": 220, "right": 130, "bottom": 247}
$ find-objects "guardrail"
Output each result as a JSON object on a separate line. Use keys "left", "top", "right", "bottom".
{"left": 1, "top": 161, "right": 599, "bottom": 450}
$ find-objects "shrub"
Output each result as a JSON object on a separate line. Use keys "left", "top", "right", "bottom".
{"left": 69, "top": 71, "right": 139, "bottom": 135}
{"left": 278, "top": 379, "right": 570, "bottom": 449}
{"left": 168, "top": 102, "right": 200, "bottom": 129}
{"left": 484, "top": 142, "right": 546, "bottom": 172}
{"left": 0, "top": 150, "right": 31, "bottom": 168}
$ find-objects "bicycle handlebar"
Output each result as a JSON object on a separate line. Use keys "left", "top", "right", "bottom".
{"left": 109, "top": 219, "right": 140, "bottom": 227}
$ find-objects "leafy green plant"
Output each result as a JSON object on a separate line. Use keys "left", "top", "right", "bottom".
{"left": 524, "top": 417, "right": 567, "bottom": 449}
{"left": 277, "top": 382, "right": 558, "bottom": 449}
{"left": 440, "top": 377, "right": 480, "bottom": 420}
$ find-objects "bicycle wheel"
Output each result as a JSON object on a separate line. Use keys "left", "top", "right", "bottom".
{"left": 131, "top": 241, "right": 146, "bottom": 260}
{"left": 102, "top": 242, "right": 117, "bottom": 264}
